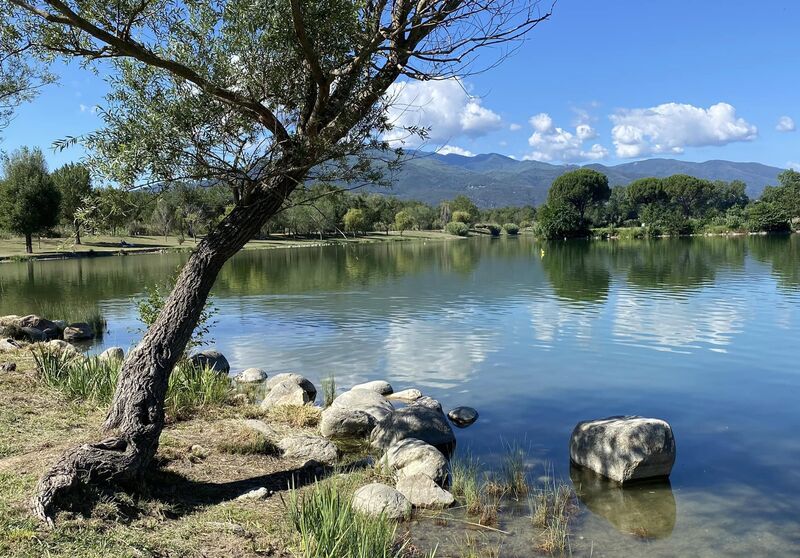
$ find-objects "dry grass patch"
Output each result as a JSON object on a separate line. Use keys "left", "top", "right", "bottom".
{"left": 266, "top": 404, "right": 321, "bottom": 428}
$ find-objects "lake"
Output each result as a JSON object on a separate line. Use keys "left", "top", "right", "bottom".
{"left": 1, "top": 235, "right": 799, "bottom": 556}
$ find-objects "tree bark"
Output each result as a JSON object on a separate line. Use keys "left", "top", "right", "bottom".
{"left": 25, "top": 233, "right": 32, "bottom": 254}
{"left": 75, "top": 223, "right": 82, "bottom": 245}
{"left": 31, "top": 168, "right": 302, "bottom": 524}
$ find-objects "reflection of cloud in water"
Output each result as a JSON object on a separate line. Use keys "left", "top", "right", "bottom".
{"left": 612, "top": 291, "right": 743, "bottom": 353}
{"left": 383, "top": 316, "right": 497, "bottom": 390}
{"left": 528, "top": 297, "right": 597, "bottom": 347}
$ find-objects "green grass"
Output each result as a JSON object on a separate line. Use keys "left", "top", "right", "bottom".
{"left": 528, "top": 469, "right": 578, "bottom": 555}
{"left": 286, "top": 480, "right": 429, "bottom": 558}
{"left": 322, "top": 374, "right": 337, "bottom": 407}
{"left": 33, "top": 300, "right": 108, "bottom": 336}
{"left": 33, "top": 350, "right": 231, "bottom": 419}
{"left": 498, "top": 441, "right": 529, "bottom": 498}
{"left": 450, "top": 454, "right": 483, "bottom": 514}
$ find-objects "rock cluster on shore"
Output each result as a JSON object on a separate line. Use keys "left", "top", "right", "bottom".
{"left": 0, "top": 314, "right": 100, "bottom": 352}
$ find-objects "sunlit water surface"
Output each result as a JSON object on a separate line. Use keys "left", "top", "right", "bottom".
{"left": 1, "top": 236, "right": 799, "bottom": 556}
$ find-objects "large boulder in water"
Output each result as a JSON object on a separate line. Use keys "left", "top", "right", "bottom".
{"left": 447, "top": 406, "right": 479, "bottom": 427}
{"left": 569, "top": 416, "right": 676, "bottom": 483}
{"left": 265, "top": 373, "right": 316, "bottom": 402}
{"left": 351, "top": 380, "right": 393, "bottom": 395}
{"left": 188, "top": 349, "right": 230, "bottom": 374}
{"left": 370, "top": 399, "right": 455, "bottom": 456}
{"left": 352, "top": 483, "right": 410, "bottom": 519}
{"left": 320, "top": 406, "right": 376, "bottom": 439}
{"left": 384, "top": 438, "right": 449, "bottom": 486}
{"left": 330, "top": 388, "right": 393, "bottom": 422}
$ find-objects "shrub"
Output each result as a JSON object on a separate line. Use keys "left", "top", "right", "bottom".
{"left": 451, "top": 210, "right": 471, "bottom": 224}
{"left": 445, "top": 221, "right": 469, "bottom": 236}
{"left": 503, "top": 223, "right": 519, "bottom": 235}
{"left": 484, "top": 223, "right": 501, "bottom": 236}
{"left": 746, "top": 201, "right": 790, "bottom": 232}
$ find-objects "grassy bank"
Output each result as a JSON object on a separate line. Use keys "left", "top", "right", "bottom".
{"left": 0, "top": 230, "right": 457, "bottom": 262}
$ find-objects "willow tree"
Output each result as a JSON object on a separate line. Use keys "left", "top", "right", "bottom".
{"left": 0, "top": 0, "right": 551, "bottom": 523}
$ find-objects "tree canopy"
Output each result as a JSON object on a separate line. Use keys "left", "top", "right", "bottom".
{"left": 547, "top": 168, "right": 610, "bottom": 219}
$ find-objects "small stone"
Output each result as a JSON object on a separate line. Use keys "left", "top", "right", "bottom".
{"left": 236, "top": 487, "right": 270, "bottom": 501}
{"left": 63, "top": 323, "right": 94, "bottom": 342}
{"left": 352, "top": 483, "right": 411, "bottom": 519}
{"left": 396, "top": 474, "right": 454, "bottom": 509}
{"left": 385, "top": 438, "right": 449, "bottom": 486}
{"left": 99, "top": 347, "right": 125, "bottom": 362}
{"left": 190, "top": 444, "right": 209, "bottom": 458}
{"left": 261, "top": 379, "right": 312, "bottom": 409}
{"left": 278, "top": 435, "right": 338, "bottom": 466}
{"left": 188, "top": 349, "right": 230, "bottom": 374}
{"left": 387, "top": 389, "right": 423, "bottom": 402}
{"left": 447, "top": 406, "right": 479, "bottom": 428}
{"left": 320, "top": 406, "right": 376, "bottom": 439}
{"left": 235, "top": 368, "right": 268, "bottom": 383}
{"left": 16, "top": 315, "right": 56, "bottom": 331}
{"left": 351, "top": 380, "right": 393, "bottom": 395}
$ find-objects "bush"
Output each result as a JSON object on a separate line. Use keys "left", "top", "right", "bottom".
{"left": 746, "top": 201, "right": 790, "bottom": 232}
{"left": 484, "top": 223, "right": 501, "bottom": 236}
{"left": 451, "top": 210, "right": 471, "bottom": 224}
{"left": 503, "top": 223, "right": 520, "bottom": 235}
{"left": 534, "top": 202, "right": 587, "bottom": 240}
{"left": 445, "top": 221, "right": 469, "bottom": 236}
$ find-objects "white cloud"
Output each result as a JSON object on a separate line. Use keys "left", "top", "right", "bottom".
{"left": 523, "top": 112, "right": 609, "bottom": 162}
{"left": 610, "top": 102, "right": 757, "bottom": 158}
{"left": 436, "top": 145, "right": 475, "bottom": 157}
{"left": 776, "top": 116, "right": 795, "bottom": 132}
{"left": 385, "top": 79, "right": 502, "bottom": 146}
{"left": 79, "top": 104, "right": 99, "bottom": 115}
{"left": 509, "top": 123, "right": 522, "bottom": 131}
{"left": 787, "top": 161, "right": 800, "bottom": 171}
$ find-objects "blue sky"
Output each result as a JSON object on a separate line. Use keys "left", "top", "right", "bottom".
{"left": 2, "top": 0, "right": 799, "bottom": 171}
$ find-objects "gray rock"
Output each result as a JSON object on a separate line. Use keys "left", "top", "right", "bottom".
{"left": 278, "top": 435, "right": 338, "bottom": 465}
{"left": 240, "top": 419, "right": 279, "bottom": 440}
{"left": 387, "top": 389, "right": 423, "bottom": 403}
{"left": 351, "top": 380, "right": 393, "bottom": 395}
{"left": 99, "top": 347, "right": 125, "bottom": 362}
{"left": 352, "top": 483, "right": 411, "bottom": 519}
{"left": 265, "top": 373, "right": 317, "bottom": 402}
{"left": 447, "top": 406, "right": 479, "bottom": 427}
{"left": 371, "top": 400, "right": 456, "bottom": 455}
{"left": 63, "top": 323, "right": 94, "bottom": 342}
{"left": 413, "top": 396, "right": 443, "bottom": 413}
{"left": 20, "top": 327, "right": 46, "bottom": 342}
{"left": 0, "top": 362, "right": 16, "bottom": 373}
{"left": 47, "top": 339, "right": 78, "bottom": 355}
{"left": 236, "top": 487, "right": 271, "bottom": 501}
{"left": 331, "top": 388, "right": 394, "bottom": 422}
{"left": 396, "top": 474, "right": 454, "bottom": 509}
{"left": 385, "top": 438, "right": 449, "bottom": 486}
{"left": 0, "top": 338, "right": 24, "bottom": 351}
{"left": 16, "top": 315, "right": 56, "bottom": 331}
{"left": 569, "top": 416, "right": 676, "bottom": 483}
{"left": 261, "top": 379, "right": 312, "bottom": 409}
{"left": 188, "top": 349, "right": 230, "bottom": 374}
{"left": 235, "top": 367, "right": 268, "bottom": 383}
{"left": 320, "top": 406, "right": 376, "bottom": 439}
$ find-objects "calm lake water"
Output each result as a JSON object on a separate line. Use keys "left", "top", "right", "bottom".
{"left": 1, "top": 235, "right": 799, "bottom": 556}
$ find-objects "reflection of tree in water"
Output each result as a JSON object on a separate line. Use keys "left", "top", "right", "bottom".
{"left": 540, "top": 240, "right": 611, "bottom": 303}
{"left": 608, "top": 237, "right": 746, "bottom": 292}
{"left": 748, "top": 235, "right": 800, "bottom": 290}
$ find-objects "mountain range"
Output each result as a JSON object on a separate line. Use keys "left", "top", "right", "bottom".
{"left": 371, "top": 152, "right": 786, "bottom": 208}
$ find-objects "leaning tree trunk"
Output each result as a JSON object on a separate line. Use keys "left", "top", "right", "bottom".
{"left": 74, "top": 223, "right": 82, "bottom": 245}
{"left": 31, "top": 171, "right": 301, "bottom": 524}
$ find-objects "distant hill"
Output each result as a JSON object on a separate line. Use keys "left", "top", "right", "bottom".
{"left": 370, "top": 152, "right": 785, "bottom": 208}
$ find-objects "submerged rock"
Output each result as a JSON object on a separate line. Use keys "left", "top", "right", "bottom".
{"left": 384, "top": 438, "right": 449, "bottom": 486}
{"left": 236, "top": 367, "right": 268, "bottom": 383}
{"left": 396, "top": 474, "right": 454, "bottom": 509}
{"left": 569, "top": 416, "right": 676, "bottom": 483}
{"left": 330, "top": 388, "right": 393, "bottom": 422}
{"left": 265, "top": 373, "right": 316, "bottom": 402}
{"left": 447, "top": 406, "right": 479, "bottom": 428}
{"left": 278, "top": 435, "right": 338, "bottom": 466}
{"left": 99, "top": 347, "right": 125, "bottom": 362}
{"left": 188, "top": 349, "right": 230, "bottom": 374}
{"left": 261, "top": 379, "right": 312, "bottom": 409}
{"left": 63, "top": 323, "right": 94, "bottom": 342}
{"left": 320, "top": 406, "right": 375, "bottom": 439}
{"left": 351, "top": 380, "right": 393, "bottom": 395}
{"left": 352, "top": 483, "right": 411, "bottom": 519}
{"left": 370, "top": 399, "right": 455, "bottom": 456}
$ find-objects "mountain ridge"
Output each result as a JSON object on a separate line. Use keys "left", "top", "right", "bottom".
{"left": 373, "top": 152, "right": 785, "bottom": 208}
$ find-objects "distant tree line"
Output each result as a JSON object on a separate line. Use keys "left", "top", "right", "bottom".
{"left": 2, "top": 146, "right": 798, "bottom": 253}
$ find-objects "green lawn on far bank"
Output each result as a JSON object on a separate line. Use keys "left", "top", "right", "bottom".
{"left": 0, "top": 230, "right": 457, "bottom": 261}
